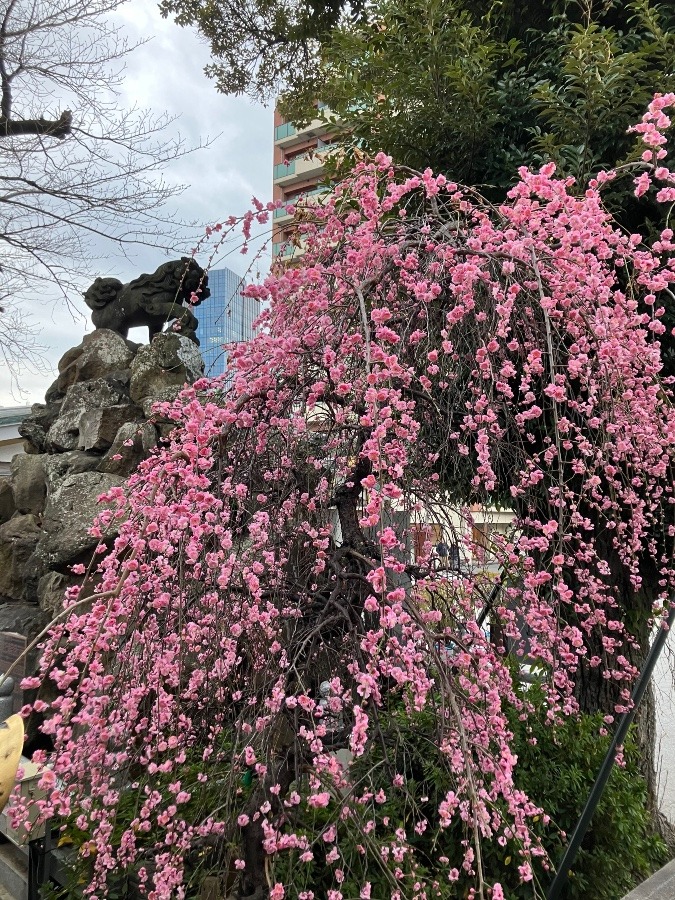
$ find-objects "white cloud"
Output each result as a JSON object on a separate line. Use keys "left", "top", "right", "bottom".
{"left": 0, "top": 2, "right": 273, "bottom": 407}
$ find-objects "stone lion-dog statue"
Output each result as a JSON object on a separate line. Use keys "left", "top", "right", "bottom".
{"left": 83, "top": 257, "right": 210, "bottom": 344}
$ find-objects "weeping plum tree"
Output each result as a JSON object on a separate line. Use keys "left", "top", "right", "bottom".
{"left": 14, "top": 95, "right": 675, "bottom": 899}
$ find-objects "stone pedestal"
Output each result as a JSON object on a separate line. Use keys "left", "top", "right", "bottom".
{"left": 0, "top": 327, "right": 204, "bottom": 637}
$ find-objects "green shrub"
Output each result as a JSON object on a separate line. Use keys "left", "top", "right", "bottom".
{"left": 41, "top": 690, "right": 668, "bottom": 899}
{"left": 506, "top": 694, "right": 668, "bottom": 899}
{"left": 333, "top": 690, "right": 668, "bottom": 899}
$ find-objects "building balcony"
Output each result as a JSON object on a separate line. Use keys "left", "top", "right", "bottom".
{"left": 272, "top": 238, "right": 308, "bottom": 262}
{"left": 273, "top": 187, "right": 329, "bottom": 224}
{"left": 274, "top": 121, "right": 297, "bottom": 144}
{"left": 273, "top": 151, "right": 330, "bottom": 187}
{"left": 274, "top": 109, "right": 339, "bottom": 148}
{"left": 273, "top": 207, "right": 295, "bottom": 226}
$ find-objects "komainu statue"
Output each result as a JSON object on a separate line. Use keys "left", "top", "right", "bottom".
{"left": 83, "top": 258, "right": 210, "bottom": 344}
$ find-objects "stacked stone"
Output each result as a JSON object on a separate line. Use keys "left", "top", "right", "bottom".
{"left": 0, "top": 329, "right": 204, "bottom": 623}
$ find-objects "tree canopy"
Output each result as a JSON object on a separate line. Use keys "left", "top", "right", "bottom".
{"left": 158, "top": 0, "right": 364, "bottom": 100}
{"left": 161, "top": 0, "right": 675, "bottom": 195}
{"left": 15, "top": 94, "right": 675, "bottom": 900}
{"left": 281, "top": 0, "right": 675, "bottom": 193}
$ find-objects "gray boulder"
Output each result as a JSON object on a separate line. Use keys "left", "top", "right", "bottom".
{"left": 44, "top": 373, "right": 69, "bottom": 405}
{"left": 78, "top": 404, "right": 143, "bottom": 452}
{"left": 0, "top": 602, "right": 50, "bottom": 642}
{"left": 0, "top": 514, "right": 42, "bottom": 600}
{"left": 37, "top": 571, "right": 71, "bottom": 617}
{"left": 0, "top": 480, "right": 15, "bottom": 524}
{"left": 56, "top": 344, "right": 81, "bottom": 375}
{"left": 37, "top": 571, "right": 103, "bottom": 618}
{"left": 46, "top": 379, "right": 130, "bottom": 451}
{"left": 56, "top": 329, "right": 135, "bottom": 393}
{"left": 44, "top": 451, "right": 102, "bottom": 493}
{"left": 19, "top": 401, "right": 63, "bottom": 454}
{"left": 101, "top": 370, "right": 131, "bottom": 393}
{"left": 35, "top": 471, "right": 125, "bottom": 569}
{"left": 129, "top": 333, "right": 203, "bottom": 407}
{"left": 98, "top": 421, "right": 158, "bottom": 476}
{"left": 10, "top": 453, "right": 47, "bottom": 515}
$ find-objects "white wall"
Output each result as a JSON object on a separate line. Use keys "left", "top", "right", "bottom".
{"left": 0, "top": 407, "right": 31, "bottom": 477}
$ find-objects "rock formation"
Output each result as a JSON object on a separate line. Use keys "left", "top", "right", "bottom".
{"left": 0, "top": 326, "right": 205, "bottom": 635}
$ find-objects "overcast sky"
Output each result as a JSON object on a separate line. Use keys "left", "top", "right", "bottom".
{"left": 0, "top": 2, "right": 273, "bottom": 407}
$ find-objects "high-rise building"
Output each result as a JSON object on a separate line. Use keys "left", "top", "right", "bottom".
{"left": 195, "top": 267, "right": 258, "bottom": 377}
{"left": 272, "top": 106, "right": 336, "bottom": 263}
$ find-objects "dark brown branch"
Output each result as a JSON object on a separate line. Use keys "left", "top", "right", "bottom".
{"left": 333, "top": 453, "right": 372, "bottom": 552}
{"left": 0, "top": 109, "right": 72, "bottom": 138}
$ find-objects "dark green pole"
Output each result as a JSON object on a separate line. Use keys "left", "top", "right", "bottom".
{"left": 547, "top": 603, "right": 675, "bottom": 900}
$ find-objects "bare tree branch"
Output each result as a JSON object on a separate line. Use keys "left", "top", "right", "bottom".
{"left": 0, "top": 108, "right": 72, "bottom": 137}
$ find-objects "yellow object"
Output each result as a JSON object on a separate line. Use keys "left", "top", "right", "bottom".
{"left": 0, "top": 714, "right": 24, "bottom": 813}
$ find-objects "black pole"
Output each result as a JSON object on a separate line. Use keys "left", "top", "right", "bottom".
{"left": 547, "top": 603, "right": 675, "bottom": 900}
{"left": 477, "top": 579, "right": 502, "bottom": 629}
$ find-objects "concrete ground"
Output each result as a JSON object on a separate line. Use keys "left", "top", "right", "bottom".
{"left": 0, "top": 839, "right": 27, "bottom": 900}
{"left": 623, "top": 858, "right": 675, "bottom": 899}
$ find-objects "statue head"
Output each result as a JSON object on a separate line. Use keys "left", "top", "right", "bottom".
{"left": 83, "top": 277, "right": 123, "bottom": 311}
{"left": 138, "top": 258, "right": 209, "bottom": 307}
{"left": 180, "top": 258, "right": 211, "bottom": 307}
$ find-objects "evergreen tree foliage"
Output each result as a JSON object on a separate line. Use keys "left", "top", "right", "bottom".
{"left": 159, "top": 0, "right": 364, "bottom": 99}
{"left": 281, "top": 0, "right": 675, "bottom": 201}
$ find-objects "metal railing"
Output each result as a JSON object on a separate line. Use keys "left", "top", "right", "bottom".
{"left": 273, "top": 160, "right": 296, "bottom": 180}
{"left": 274, "top": 122, "right": 297, "bottom": 141}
